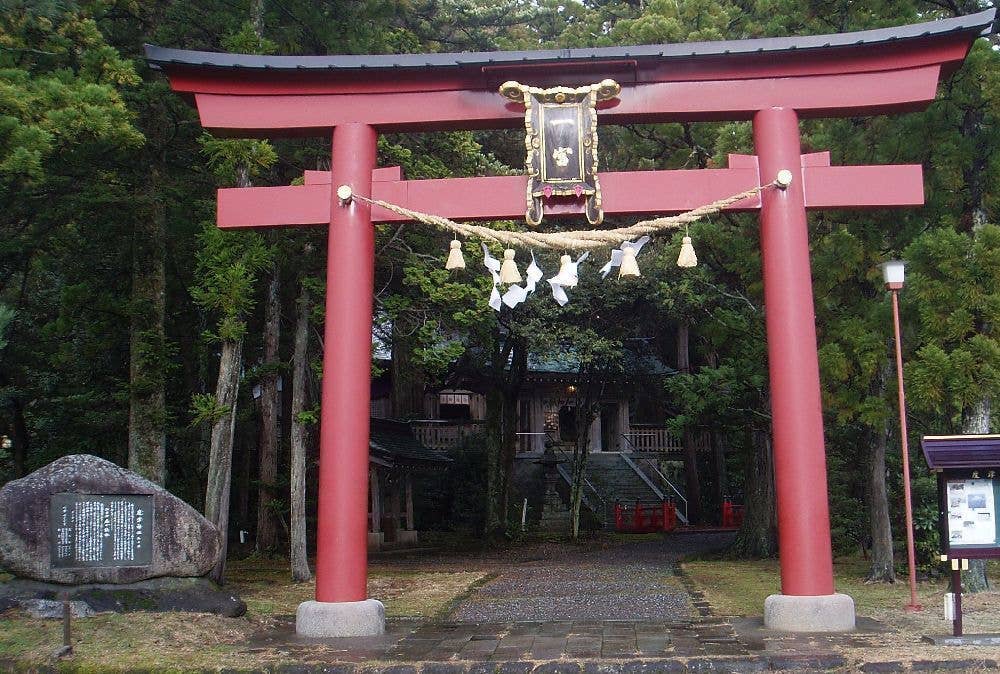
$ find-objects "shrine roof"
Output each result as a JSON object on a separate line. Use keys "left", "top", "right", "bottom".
{"left": 922, "top": 435, "right": 1000, "bottom": 471}
{"left": 370, "top": 418, "right": 451, "bottom": 466}
{"left": 144, "top": 9, "right": 994, "bottom": 74}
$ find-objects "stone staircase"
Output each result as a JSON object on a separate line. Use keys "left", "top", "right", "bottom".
{"left": 556, "top": 452, "right": 687, "bottom": 528}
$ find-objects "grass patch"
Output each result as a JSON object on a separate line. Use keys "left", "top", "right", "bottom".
{"left": 0, "top": 611, "right": 256, "bottom": 670}
{"left": 682, "top": 557, "right": 779, "bottom": 616}
{"left": 227, "top": 557, "right": 486, "bottom": 620}
{"left": 685, "top": 556, "right": 954, "bottom": 617}
{"left": 0, "top": 557, "right": 486, "bottom": 669}
{"left": 683, "top": 555, "right": 1000, "bottom": 633}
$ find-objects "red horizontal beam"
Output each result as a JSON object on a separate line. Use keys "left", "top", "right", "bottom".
{"left": 219, "top": 168, "right": 759, "bottom": 228}
{"left": 195, "top": 66, "right": 942, "bottom": 135}
{"left": 803, "top": 165, "right": 923, "bottom": 208}
{"left": 219, "top": 184, "right": 329, "bottom": 228}
{"left": 217, "top": 162, "right": 924, "bottom": 229}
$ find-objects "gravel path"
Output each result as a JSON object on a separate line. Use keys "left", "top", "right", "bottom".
{"left": 449, "top": 533, "right": 733, "bottom": 622}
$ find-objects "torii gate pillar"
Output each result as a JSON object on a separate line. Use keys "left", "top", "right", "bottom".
{"left": 297, "top": 124, "right": 384, "bottom": 637}
{"left": 755, "top": 108, "right": 853, "bottom": 630}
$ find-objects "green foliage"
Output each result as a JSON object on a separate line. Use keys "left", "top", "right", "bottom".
{"left": 189, "top": 392, "right": 229, "bottom": 426}
{"left": 913, "top": 501, "right": 942, "bottom": 570}
{"left": 198, "top": 135, "right": 277, "bottom": 186}
{"left": 906, "top": 224, "right": 1000, "bottom": 427}
{"left": 0, "top": 303, "right": 13, "bottom": 350}
{"left": 189, "top": 223, "right": 271, "bottom": 342}
{"left": 0, "top": 1, "right": 148, "bottom": 477}
{"left": 222, "top": 22, "right": 278, "bottom": 55}
{"left": 0, "top": 0, "right": 996, "bottom": 572}
{"left": 0, "top": 8, "right": 142, "bottom": 185}
{"left": 417, "top": 433, "right": 489, "bottom": 534}
{"left": 613, "top": 0, "right": 735, "bottom": 43}
{"left": 295, "top": 406, "right": 319, "bottom": 426}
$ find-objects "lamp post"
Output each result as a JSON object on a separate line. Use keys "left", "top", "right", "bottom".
{"left": 880, "top": 260, "right": 922, "bottom": 612}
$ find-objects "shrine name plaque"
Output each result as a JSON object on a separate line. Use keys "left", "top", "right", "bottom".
{"left": 49, "top": 493, "right": 153, "bottom": 568}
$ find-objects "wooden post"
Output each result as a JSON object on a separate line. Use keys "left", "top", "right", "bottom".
{"left": 617, "top": 398, "right": 630, "bottom": 451}
{"left": 369, "top": 468, "right": 381, "bottom": 534}
{"left": 405, "top": 472, "right": 414, "bottom": 531}
{"left": 952, "top": 564, "right": 963, "bottom": 637}
{"left": 530, "top": 393, "right": 545, "bottom": 452}
{"left": 589, "top": 415, "right": 601, "bottom": 452}
{"left": 61, "top": 591, "right": 72, "bottom": 656}
{"left": 390, "top": 479, "right": 402, "bottom": 541}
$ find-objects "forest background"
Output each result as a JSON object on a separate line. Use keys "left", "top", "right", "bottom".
{"left": 0, "top": 0, "right": 997, "bottom": 589}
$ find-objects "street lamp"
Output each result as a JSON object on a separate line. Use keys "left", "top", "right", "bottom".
{"left": 880, "top": 260, "right": 922, "bottom": 612}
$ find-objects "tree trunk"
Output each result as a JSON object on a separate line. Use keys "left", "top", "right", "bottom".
{"left": 10, "top": 397, "right": 29, "bottom": 478}
{"left": 484, "top": 335, "right": 527, "bottom": 539}
{"left": 731, "top": 426, "right": 777, "bottom": 557}
{"left": 498, "top": 395, "right": 516, "bottom": 525}
{"left": 484, "top": 388, "right": 506, "bottom": 537}
{"left": 236, "top": 421, "right": 252, "bottom": 533}
{"left": 481, "top": 385, "right": 521, "bottom": 538}
{"left": 289, "top": 276, "right": 312, "bottom": 581}
{"left": 256, "top": 265, "right": 281, "bottom": 552}
{"left": 682, "top": 431, "right": 703, "bottom": 524}
{"left": 391, "top": 325, "right": 425, "bottom": 419}
{"left": 961, "top": 397, "right": 991, "bottom": 592}
{"left": 711, "top": 431, "right": 728, "bottom": 521}
{"left": 677, "top": 321, "right": 702, "bottom": 523}
{"left": 866, "top": 418, "right": 895, "bottom": 582}
{"left": 250, "top": 0, "right": 265, "bottom": 37}
{"left": 570, "top": 402, "right": 596, "bottom": 539}
{"left": 128, "top": 167, "right": 166, "bottom": 485}
{"left": 204, "top": 337, "right": 243, "bottom": 583}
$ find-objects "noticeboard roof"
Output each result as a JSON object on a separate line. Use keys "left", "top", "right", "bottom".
{"left": 921, "top": 435, "right": 1000, "bottom": 470}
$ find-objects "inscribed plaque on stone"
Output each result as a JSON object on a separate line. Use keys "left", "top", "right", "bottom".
{"left": 49, "top": 493, "right": 153, "bottom": 568}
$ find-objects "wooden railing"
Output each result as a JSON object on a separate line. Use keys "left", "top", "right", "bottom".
{"left": 623, "top": 426, "right": 710, "bottom": 453}
{"left": 410, "top": 421, "right": 485, "bottom": 449}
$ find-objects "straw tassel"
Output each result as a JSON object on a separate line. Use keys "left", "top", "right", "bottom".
{"left": 618, "top": 243, "right": 640, "bottom": 278}
{"left": 499, "top": 248, "right": 522, "bottom": 284}
{"left": 445, "top": 239, "right": 466, "bottom": 270}
{"left": 677, "top": 234, "right": 698, "bottom": 268}
{"left": 556, "top": 255, "right": 579, "bottom": 287}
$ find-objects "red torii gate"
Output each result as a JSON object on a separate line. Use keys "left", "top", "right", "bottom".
{"left": 147, "top": 8, "right": 994, "bottom": 636}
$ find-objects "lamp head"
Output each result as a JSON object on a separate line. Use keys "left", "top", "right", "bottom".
{"left": 880, "top": 260, "right": 906, "bottom": 290}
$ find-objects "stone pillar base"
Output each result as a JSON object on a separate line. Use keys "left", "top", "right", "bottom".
{"left": 764, "top": 593, "right": 855, "bottom": 632}
{"left": 295, "top": 599, "right": 385, "bottom": 637}
{"left": 396, "top": 529, "right": 418, "bottom": 544}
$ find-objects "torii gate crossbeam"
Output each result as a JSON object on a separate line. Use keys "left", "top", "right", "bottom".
{"left": 147, "top": 8, "right": 995, "bottom": 637}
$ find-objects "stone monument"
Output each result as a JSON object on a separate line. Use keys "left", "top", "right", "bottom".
{"left": 0, "top": 454, "right": 245, "bottom": 616}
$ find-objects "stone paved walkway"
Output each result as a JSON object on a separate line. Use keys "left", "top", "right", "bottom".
{"left": 383, "top": 619, "right": 748, "bottom": 660}
{"left": 450, "top": 534, "right": 732, "bottom": 623}
{"left": 246, "top": 533, "right": 989, "bottom": 670}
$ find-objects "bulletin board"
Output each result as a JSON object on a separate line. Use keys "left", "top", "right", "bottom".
{"left": 939, "top": 470, "right": 1000, "bottom": 559}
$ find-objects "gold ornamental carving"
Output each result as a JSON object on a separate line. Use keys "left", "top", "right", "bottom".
{"left": 499, "top": 79, "right": 620, "bottom": 226}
